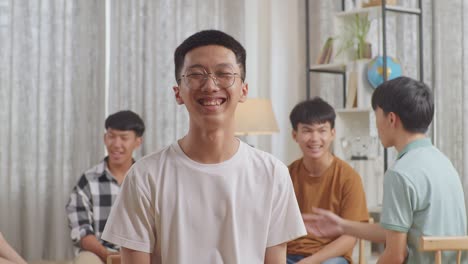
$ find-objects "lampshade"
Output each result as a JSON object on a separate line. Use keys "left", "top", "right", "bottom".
{"left": 234, "top": 98, "right": 279, "bottom": 136}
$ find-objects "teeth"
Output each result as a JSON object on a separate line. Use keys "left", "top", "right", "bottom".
{"left": 201, "top": 99, "right": 222, "bottom": 106}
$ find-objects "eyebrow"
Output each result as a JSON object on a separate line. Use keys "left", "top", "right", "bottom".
{"left": 186, "top": 63, "right": 234, "bottom": 69}
{"left": 301, "top": 124, "right": 329, "bottom": 129}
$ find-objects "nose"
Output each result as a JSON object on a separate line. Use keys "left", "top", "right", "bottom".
{"left": 309, "top": 131, "right": 320, "bottom": 141}
{"left": 111, "top": 137, "right": 123, "bottom": 147}
{"left": 200, "top": 74, "right": 220, "bottom": 92}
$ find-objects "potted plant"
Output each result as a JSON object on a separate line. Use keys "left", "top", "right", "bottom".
{"left": 336, "top": 13, "right": 371, "bottom": 60}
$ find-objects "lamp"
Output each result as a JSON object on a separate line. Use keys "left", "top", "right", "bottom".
{"left": 234, "top": 98, "right": 279, "bottom": 141}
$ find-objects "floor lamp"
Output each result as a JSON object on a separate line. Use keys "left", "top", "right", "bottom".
{"left": 234, "top": 98, "right": 279, "bottom": 146}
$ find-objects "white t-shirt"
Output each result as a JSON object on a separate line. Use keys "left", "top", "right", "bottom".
{"left": 102, "top": 140, "right": 306, "bottom": 264}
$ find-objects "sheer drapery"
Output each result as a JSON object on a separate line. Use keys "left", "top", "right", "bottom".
{"left": 1, "top": 0, "right": 245, "bottom": 261}
{"left": 107, "top": 0, "right": 245, "bottom": 157}
{"left": 0, "top": 0, "right": 105, "bottom": 261}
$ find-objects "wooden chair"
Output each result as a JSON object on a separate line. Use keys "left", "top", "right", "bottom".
{"left": 419, "top": 236, "right": 468, "bottom": 264}
{"left": 356, "top": 217, "right": 374, "bottom": 264}
{"left": 107, "top": 255, "right": 121, "bottom": 264}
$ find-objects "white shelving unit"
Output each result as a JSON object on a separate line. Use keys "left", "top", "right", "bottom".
{"left": 333, "top": 108, "right": 383, "bottom": 210}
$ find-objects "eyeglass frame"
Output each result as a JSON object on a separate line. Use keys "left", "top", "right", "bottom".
{"left": 177, "top": 64, "right": 244, "bottom": 90}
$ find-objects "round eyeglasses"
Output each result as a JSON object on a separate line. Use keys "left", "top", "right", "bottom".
{"left": 178, "top": 65, "right": 241, "bottom": 90}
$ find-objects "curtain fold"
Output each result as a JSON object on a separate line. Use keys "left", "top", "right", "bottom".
{"left": 108, "top": 0, "right": 245, "bottom": 157}
{"left": 0, "top": 0, "right": 105, "bottom": 260}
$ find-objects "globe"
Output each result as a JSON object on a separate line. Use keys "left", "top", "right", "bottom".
{"left": 366, "top": 56, "right": 402, "bottom": 89}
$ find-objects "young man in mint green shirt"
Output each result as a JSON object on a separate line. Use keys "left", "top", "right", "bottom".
{"left": 301, "top": 76, "right": 467, "bottom": 263}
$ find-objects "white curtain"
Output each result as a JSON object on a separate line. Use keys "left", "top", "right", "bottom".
{"left": 243, "top": 0, "right": 306, "bottom": 164}
{"left": 108, "top": 0, "right": 245, "bottom": 157}
{"left": 1, "top": 0, "right": 247, "bottom": 261}
{"left": 432, "top": 0, "right": 468, "bottom": 204}
{"left": 0, "top": 0, "right": 105, "bottom": 261}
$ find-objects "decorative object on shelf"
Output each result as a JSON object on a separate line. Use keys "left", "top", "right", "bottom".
{"left": 346, "top": 70, "right": 358, "bottom": 108}
{"left": 234, "top": 98, "right": 279, "bottom": 144}
{"left": 361, "top": 0, "right": 396, "bottom": 8}
{"left": 340, "top": 136, "right": 380, "bottom": 160}
{"left": 336, "top": 14, "right": 372, "bottom": 61}
{"left": 346, "top": 59, "right": 373, "bottom": 108}
{"left": 316, "top": 37, "right": 334, "bottom": 64}
{"left": 366, "top": 55, "right": 402, "bottom": 89}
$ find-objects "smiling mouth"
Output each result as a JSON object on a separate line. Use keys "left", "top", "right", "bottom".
{"left": 307, "top": 145, "right": 322, "bottom": 151}
{"left": 198, "top": 98, "right": 226, "bottom": 106}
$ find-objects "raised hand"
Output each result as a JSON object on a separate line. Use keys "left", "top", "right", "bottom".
{"left": 302, "top": 207, "right": 345, "bottom": 238}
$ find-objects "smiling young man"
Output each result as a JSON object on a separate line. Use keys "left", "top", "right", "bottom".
{"left": 101, "top": 30, "right": 306, "bottom": 264}
{"left": 303, "top": 77, "right": 467, "bottom": 263}
{"left": 287, "top": 97, "right": 368, "bottom": 264}
{"left": 66, "top": 110, "right": 145, "bottom": 264}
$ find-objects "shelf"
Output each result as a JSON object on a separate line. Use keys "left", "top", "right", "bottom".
{"left": 336, "top": 108, "right": 373, "bottom": 114}
{"left": 335, "top": 6, "right": 421, "bottom": 18}
{"left": 309, "top": 63, "right": 346, "bottom": 73}
{"left": 385, "top": 5, "right": 421, "bottom": 15}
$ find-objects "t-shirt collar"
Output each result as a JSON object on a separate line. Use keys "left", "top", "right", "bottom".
{"left": 397, "top": 138, "right": 432, "bottom": 160}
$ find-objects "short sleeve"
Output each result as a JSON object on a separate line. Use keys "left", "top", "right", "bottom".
{"left": 101, "top": 165, "right": 156, "bottom": 253}
{"left": 267, "top": 162, "right": 307, "bottom": 247}
{"left": 339, "top": 171, "right": 369, "bottom": 222}
{"left": 380, "top": 170, "right": 415, "bottom": 233}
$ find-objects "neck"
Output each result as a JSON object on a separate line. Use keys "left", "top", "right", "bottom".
{"left": 107, "top": 159, "right": 133, "bottom": 184}
{"left": 179, "top": 126, "right": 239, "bottom": 164}
{"left": 302, "top": 152, "right": 334, "bottom": 177}
{"left": 393, "top": 131, "right": 426, "bottom": 153}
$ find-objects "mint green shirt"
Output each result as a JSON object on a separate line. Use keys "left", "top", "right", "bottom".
{"left": 381, "top": 138, "right": 467, "bottom": 264}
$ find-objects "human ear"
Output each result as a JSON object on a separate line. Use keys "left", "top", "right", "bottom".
{"left": 173, "top": 86, "right": 184, "bottom": 105}
{"left": 238, "top": 83, "right": 249, "bottom": 103}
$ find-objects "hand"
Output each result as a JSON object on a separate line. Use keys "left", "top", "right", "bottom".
{"left": 302, "top": 207, "right": 345, "bottom": 238}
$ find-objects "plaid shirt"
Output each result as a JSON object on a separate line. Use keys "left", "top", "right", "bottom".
{"left": 66, "top": 157, "right": 124, "bottom": 255}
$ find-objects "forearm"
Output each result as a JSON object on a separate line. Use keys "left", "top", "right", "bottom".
{"left": 377, "top": 251, "right": 406, "bottom": 264}
{"left": 121, "top": 247, "right": 150, "bottom": 264}
{"left": 80, "top": 235, "right": 113, "bottom": 262}
{"left": 303, "top": 235, "right": 356, "bottom": 263}
{"left": 264, "top": 243, "right": 286, "bottom": 264}
{"left": 0, "top": 233, "right": 27, "bottom": 264}
{"left": 342, "top": 221, "right": 386, "bottom": 243}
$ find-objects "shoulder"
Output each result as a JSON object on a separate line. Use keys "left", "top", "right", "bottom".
{"left": 243, "top": 143, "right": 288, "bottom": 172}
{"left": 75, "top": 160, "right": 107, "bottom": 188}
{"left": 333, "top": 157, "right": 361, "bottom": 180}
{"left": 288, "top": 158, "right": 302, "bottom": 171}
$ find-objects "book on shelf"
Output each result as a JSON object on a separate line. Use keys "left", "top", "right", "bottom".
{"left": 346, "top": 70, "right": 358, "bottom": 108}
{"left": 316, "top": 37, "right": 334, "bottom": 64}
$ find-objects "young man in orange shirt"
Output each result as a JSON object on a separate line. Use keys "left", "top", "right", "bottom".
{"left": 287, "top": 97, "right": 369, "bottom": 264}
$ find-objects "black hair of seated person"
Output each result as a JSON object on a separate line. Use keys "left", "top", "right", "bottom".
{"left": 105, "top": 110, "right": 145, "bottom": 137}
{"left": 289, "top": 97, "right": 336, "bottom": 131}
{"left": 371, "top": 76, "right": 434, "bottom": 133}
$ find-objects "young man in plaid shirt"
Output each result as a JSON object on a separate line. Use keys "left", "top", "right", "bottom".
{"left": 66, "top": 110, "right": 145, "bottom": 264}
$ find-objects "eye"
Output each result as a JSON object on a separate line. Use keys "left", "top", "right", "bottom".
{"left": 186, "top": 73, "right": 205, "bottom": 80}
{"left": 216, "top": 72, "right": 234, "bottom": 79}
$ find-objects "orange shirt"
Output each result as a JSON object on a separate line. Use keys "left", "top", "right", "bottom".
{"left": 287, "top": 157, "right": 369, "bottom": 263}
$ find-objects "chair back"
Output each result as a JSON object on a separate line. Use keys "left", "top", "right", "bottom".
{"left": 107, "top": 255, "right": 121, "bottom": 264}
{"left": 419, "top": 236, "right": 468, "bottom": 264}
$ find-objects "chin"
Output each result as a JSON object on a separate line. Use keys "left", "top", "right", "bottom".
{"left": 305, "top": 153, "right": 324, "bottom": 160}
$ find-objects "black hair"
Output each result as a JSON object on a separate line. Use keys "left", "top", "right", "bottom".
{"left": 289, "top": 97, "right": 336, "bottom": 130}
{"left": 105, "top": 110, "right": 145, "bottom": 137}
{"left": 174, "top": 29, "right": 246, "bottom": 83}
{"left": 371, "top": 76, "right": 434, "bottom": 133}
